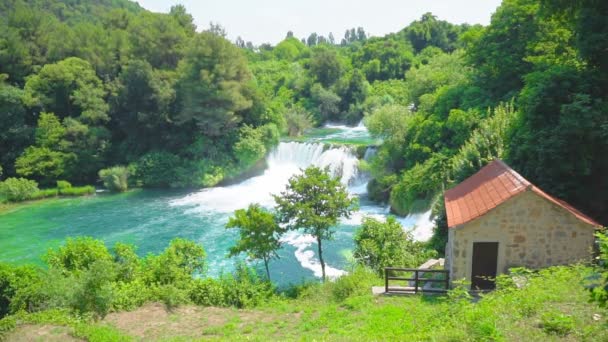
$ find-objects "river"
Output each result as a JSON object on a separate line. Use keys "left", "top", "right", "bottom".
{"left": 0, "top": 123, "right": 433, "bottom": 286}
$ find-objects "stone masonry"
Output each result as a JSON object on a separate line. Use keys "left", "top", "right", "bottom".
{"left": 446, "top": 189, "right": 596, "bottom": 287}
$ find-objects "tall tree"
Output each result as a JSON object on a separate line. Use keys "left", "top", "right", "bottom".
{"left": 226, "top": 204, "right": 283, "bottom": 280}
{"left": 175, "top": 32, "right": 253, "bottom": 137}
{"left": 274, "top": 166, "right": 357, "bottom": 281}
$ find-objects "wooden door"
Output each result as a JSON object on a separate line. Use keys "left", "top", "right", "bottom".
{"left": 471, "top": 242, "right": 498, "bottom": 290}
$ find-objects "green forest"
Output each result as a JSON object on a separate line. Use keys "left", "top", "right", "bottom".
{"left": 1, "top": 0, "right": 608, "bottom": 339}
{"left": 2, "top": 0, "right": 607, "bottom": 229}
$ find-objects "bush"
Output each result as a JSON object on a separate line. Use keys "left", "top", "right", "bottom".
{"left": 219, "top": 264, "right": 275, "bottom": 308}
{"left": 134, "top": 151, "right": 181, "bottom": 187}
{"left": 330, "top": 267, "right": 378, "bottom": 302}
{"left": 70, "top": 259, "right": 116, "bottom": 318}
{"left": 98, "top": 166, "right": 128, "bottom": 192}
{"left": 190, "top": 278, "right": 226, "bottom": 307}
{"left": 30, "top": 188, "right": 59, "bottom": 200}
{"left": 0, "top": 177, "right": 39, "bottom": 202}
{"left": 45, "top": 237, "right": 114, "bottom": 273}
{"left": 354, "top": 216, "right": 434, "bottom": 276}
{"left": 143, "top": 238, "right": 206, "bottom": 285}
{"left": 59, "top": 185, "right": 95, "bottom": 196}
{"left": 56, "top": 180, "right": 72, "bottom": 190}
{"left": 111, "top": 280, "right": 151, "bottom": 311}
{"left": 285, "top": 107, "right": 314, "bottom": 136}
{"left": 541, "top": 311, "right": 575, "bottom": 336}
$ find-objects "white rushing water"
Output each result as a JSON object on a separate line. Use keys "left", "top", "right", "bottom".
{"left": 170, "top": 123, "right": 434, "bottom": 279}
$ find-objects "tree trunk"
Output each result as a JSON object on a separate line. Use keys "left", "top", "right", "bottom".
{"left": 317, "top": 236, "right": 326, "bottom": 282}
{"left": 264, "top": 257, "right": 271, "bottom": 281}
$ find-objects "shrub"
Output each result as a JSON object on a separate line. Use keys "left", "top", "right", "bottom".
{"left": 30, "top": 188, "right": 59, "bottom": 200}
{"left": 219, "top": 264, "right": 275, "bottom": 308}
{"left": 285, "top": 107, "right": 314, "bottom": 136}
{"left": 330, "top": 267, "right": 378, "bottom": 302}
{"left": 0, "top": 177, "right": 39, "bottom": 202}
{"left": 56, "top": 180, "right": 72, "bottom": 190}
{"left": 111, "top": 280, "right": 151, "bottom": 311}
{"left": 190, "top": 278, "right": 226, "bottom": 307}
{"left": 154, "top": 284, "right": 190, "bottom": 310}
{"left": 589, "top": 232, "right": 608, "bottom": 307}
{"left": 541, "top": 311, "right": 575, "bottom": 336}
{"left": 143, "top": 238, "right": 206, "bottom": 285}
{"left": 134, "top": 151, "right": 181, "bottom": 187}
{"left": 98, "top": 166, "right": 128, "bottom": 192}
{"left": 59, "top": 185, "right": 95, "bottom": 196}
{"left": 354, "top": 216, "right": 434, "bottom": 276}
{"left": 45, "top": 237, "right": 114, "bottom": 274}
{"left": 70, "top": 259, "right": 116, "bottom": 318}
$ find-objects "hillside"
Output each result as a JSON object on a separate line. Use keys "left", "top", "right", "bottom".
{"left": 2, "top": 266, "right": 607, "bottom": 341}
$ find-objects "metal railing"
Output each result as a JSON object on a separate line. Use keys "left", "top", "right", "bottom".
{"left": 384, "top": 267, "right": 449, "bottom": 294}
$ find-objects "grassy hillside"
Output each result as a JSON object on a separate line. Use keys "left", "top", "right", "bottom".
{"left": 2, "top": 266, "right": 606, "bottom": 341}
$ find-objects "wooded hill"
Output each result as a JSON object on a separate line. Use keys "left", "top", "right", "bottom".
{"left": 1, "top": 0, "right": 607, "bottom": 240}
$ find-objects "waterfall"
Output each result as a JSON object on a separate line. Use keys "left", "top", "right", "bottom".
{"left": 170, "top": 142, "right": 359, "bottom": 213}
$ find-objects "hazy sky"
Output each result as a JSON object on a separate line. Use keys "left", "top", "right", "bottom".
{"left": 136, "top": 0, "right": 502, "bottom": 45}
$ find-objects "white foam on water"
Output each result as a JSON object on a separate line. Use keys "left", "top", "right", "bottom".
{"left": 281, "top": 231, "right": 347, "bottom": 279}
{"left": 170, "top": 142, "right": 359, "bottom": 213}
{"left": 170, "top": 122, "right": 434, "bottom": 279}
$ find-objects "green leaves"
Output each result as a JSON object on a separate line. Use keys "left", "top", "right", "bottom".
{"left": 226, "top": 204, "right": 283, "bottom": 280}
{"left": 274, "top": 166, "right": 357, "bottom": 281}
{"left": 0, "top": 177, "right": 39, "bottom": 202}
{"left": 354, "top": 217, "right": 432, "bottom": 276}
{"left": 175, "top": 32, "right": 253, "bottom": 137}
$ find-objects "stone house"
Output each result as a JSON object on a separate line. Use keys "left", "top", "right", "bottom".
{"left": 444, "top": 160, "right": 600, "bottom": 290}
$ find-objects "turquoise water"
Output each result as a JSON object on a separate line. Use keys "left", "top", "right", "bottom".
{"left": 0, "top": 189, "right": 358, "bottom": 285}
{"left": 0, "top": 123, "right": 432, "bottom": 286}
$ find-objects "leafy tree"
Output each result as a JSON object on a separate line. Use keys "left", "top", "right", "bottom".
{"left": 0, "top": 79, "right": 32, "bottom": 177}
{"left": 274, "top": 166, "right": 357, "bottom": 281}
{"left": 590, "top": 232, "right": 608, "bottom": 307}
{"left": 23, "top": 57, "right": 108, "bottom": 124}
{"left": 99, "top": 166, "right": 129, "bottom": 192}
{"left": 284, "top": 107, "right": 315, "bottom": 137}
{"left": 175, "top": 32, "right": 253, "bottom": 137}
{"left": 226, "top": 204, "right": 283, "bottom": 280}
{"left": 354, "top": 217, "right": 431, "bottom": 276}
{"left": 0, "top": 177, "right": 39, "bottom": 202}
{"left": 45, "top": 237, "right": 114, "bottom": 274}
{"left": 309, "top": 47, "right": 342, "bottom": 87}
{"left": 127, "top": 11, "right": 188, "bottom": 69}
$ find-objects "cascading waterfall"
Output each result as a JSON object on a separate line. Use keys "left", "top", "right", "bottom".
{"left": 170, "top": 122, "right": 434, "bottom": 280}
{"left": 170, "top": 142, "right": 360, "bottom": 213}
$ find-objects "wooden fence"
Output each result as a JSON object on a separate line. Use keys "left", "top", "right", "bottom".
{"left": 384, "top": 267, "right": 449, "bottom": 294}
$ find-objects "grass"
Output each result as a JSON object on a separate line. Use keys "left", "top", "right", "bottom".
{"left": 3, "top": 265, "right": 607, "bottom": 341}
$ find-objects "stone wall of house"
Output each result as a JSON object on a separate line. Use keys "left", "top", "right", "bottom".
{"left": 447, "top": 190, "right": 596, "bottom": 287}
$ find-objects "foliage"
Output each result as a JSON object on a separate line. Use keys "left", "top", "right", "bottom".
{"left": 226, "top": 204, "right": 283, "bottom": 280}
{"left": 45, "top": 237, "right": 114, "bottom": 274}
{"left": 58, "top": 185, "right": 95, "bottom": 196}
{"left": 589, "top": 231, "right": 608, "bottom": 307}
{"left": 354, "top": 217, "right": 433, "bottom": 275}
{"left": 0, "top": 177, "right": 39, "bottom": 202}
{"left": 175, "top": 32, "right": 253, "bottom": 137}
{"left": 284, "top": 107, "right": 315, "bottom": 137}
{"left": 98, "top": 166, "right": 129, "bottom": 192}
{"left": 56, "top": 180, "right": 71, "bottom": 190}
{"left": 274, "top": 166, "right": 357, "bottom": 281}
{"left": 540, "top": 310, "right": 575, "bottom": 336}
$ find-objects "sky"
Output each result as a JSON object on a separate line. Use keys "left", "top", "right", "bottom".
{"left": 136, "top": 0, "right": 503, "bottom": 45}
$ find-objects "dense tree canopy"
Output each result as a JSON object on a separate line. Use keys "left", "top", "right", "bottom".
{"left": 0, "top": 0, "right": 605, "bottom": 232}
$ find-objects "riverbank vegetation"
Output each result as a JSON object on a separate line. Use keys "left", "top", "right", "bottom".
{"left": 2, "top": 0, "right": 606, "bottom": 236}
{"left": 1, "top": 236, "right": 608, "bottom": 340}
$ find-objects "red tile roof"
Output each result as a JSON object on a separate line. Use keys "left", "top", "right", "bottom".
{"left": 444, "top": 160, "right": 600, "bottom": 228}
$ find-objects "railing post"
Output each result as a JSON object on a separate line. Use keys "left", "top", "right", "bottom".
{"left": 385, "top": 268, "right": 389, "bottom": 293}
{"left": 414, "top": 270, "right": 419, "bottom": 294}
